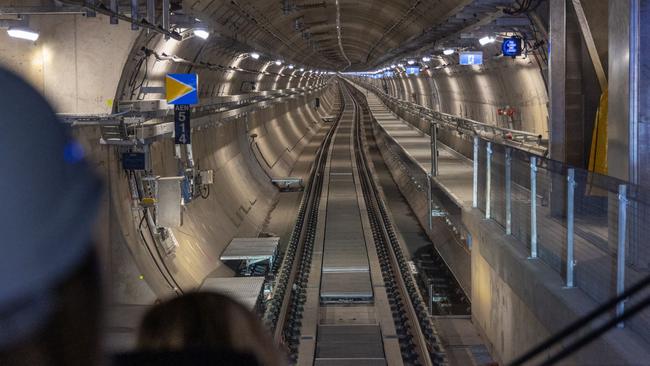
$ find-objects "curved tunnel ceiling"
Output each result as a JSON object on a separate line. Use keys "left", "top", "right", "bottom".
{"left": 182, "top": 0, "right": 513, "bottom": 71}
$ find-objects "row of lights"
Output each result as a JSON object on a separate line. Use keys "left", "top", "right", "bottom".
{"left": 370, "top": 34, "right": 498, "bottom": 74}
{"left": 190, "top": 29, "right": 329, "bottom": 74}
{"left": 6, "top": 21, "right": 336, "bottom": 77}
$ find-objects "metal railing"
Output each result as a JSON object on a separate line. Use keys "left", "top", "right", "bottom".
{"left": 358, "top": 79, "right": 649, "bottom": 344}
{"left": 353, "top": 79, "right": 548, "bottom": 156}
{"left": 474, "top": 136, "right": 650, "bottom": 341}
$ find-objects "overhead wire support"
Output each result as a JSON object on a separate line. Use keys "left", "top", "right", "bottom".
{"left": 335, "top": 0, "right": 352, "bottom": 71}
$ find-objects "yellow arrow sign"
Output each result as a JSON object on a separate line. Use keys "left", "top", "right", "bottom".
{"left": 166, "top": 75, "right": 197, "bottom": 104}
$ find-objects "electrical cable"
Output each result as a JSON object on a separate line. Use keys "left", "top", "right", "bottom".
{"left": 539, "top": 294, "right": 650, "bottom": 366}
{"left": 509, "top": 274, "right": 650, "bottom": 366}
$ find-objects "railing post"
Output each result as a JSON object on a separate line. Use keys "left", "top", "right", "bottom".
{"left": 566, "top": 168, "right": 576, "bottom": 288}
{"left": 505, "top": 148, "right": 512, "bottom": 235}
{"left": 616, "top": 184, "right": 628, "bottom": 328}
{"left": 427, "top": 172, "right": 433, "bottom": 230}
{"left": 530, "top": 156, "right": 538, "bottom": 259}
{"left": 472, "top": 136, "right": 479, "bottom": 208}
{"left": 485, "top": 142, "right": 493, "bottom": 219}
{"left": 430, "top": 123, "right": 438, "bottom": 177}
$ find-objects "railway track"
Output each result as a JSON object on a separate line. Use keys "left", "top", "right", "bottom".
{"left": 265, "top": 79, "right": 447, "bottom": 366}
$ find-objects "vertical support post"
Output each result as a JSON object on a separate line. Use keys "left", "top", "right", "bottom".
{"left": 505, "top": 148, "right": 512, "bottom": 235}
{"left": 566, "top": 168, "right": 576, "bottom": 288}
{"left": 143, "top": 144, "right": 152, "bottom": 173}
{"left": 130, "top": 0, "right": 139, "bottom": 30}
{"left": 530, "top": 156, "right": 538, "bottom": 259}
{"left": 549, "top": 0, "right": 567, "bottom": 163}
{"left": 616, "top": 184, "right": 628, "bottom": 328}
{"left": 110, "top": 0, "right": 118, "bottom": 24}
{"left": 485, "top": 142, "right": 493, "bottom": 219}
{"left": 430, "top": 123, "right": 438, "bottom": 176}
{"left": 429, "top": 283, "right": 434, "bottom": 313}
{"left": 427, "top": 173, "right": 433, "bottom": 230}
{"left": 162, "top": 0, "right": 171, "bottom": 40}
{"left": 147, "top": 0, "right": 156, "bottom": 29}
{"left": 472, "top": 136, "right": 479, "bottom": 208}
{"left": 186, "top": 144, "right": 195, "bottom": 168}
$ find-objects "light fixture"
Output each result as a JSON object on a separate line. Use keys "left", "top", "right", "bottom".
{"left": 443, "top": 49, "right": 455, "bottom": 55}
{"left": 250, "top": 52, "right": 260, "bottom": 59}
{"left": 407, "top": 60, "right": 415, "bottom": 65}
{"left": 479, "top": 36, "right": 496, "bottom": 46}
{"left": 275, "top": 60, "right": 282, "bottom": 66}
{"left": 300, "top": 68, "right": 305, "bottom": 72}
{"left": 288, "top": 64, "right": 295, "bottom": 69}
{"left": 7, "top": 28, "right": 39, "bottom": 42}
{"left": 193, "top": 29, "right": 210, "bottom": 40}
{"left": 397, "top": 63, "right": 404, "bottom": 67}
{"left": 390, "top": 64, "right": 396, "bottom": 69}
{"left": 422, "top": 56, "right": 431, "bottom": 62}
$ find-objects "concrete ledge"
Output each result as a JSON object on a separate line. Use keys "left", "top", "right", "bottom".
{"left": 464, "top": 208, "right": 650, "bottom": 365}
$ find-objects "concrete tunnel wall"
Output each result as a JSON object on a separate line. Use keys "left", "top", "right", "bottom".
{"left": 0, "top": 13, "right": 338, "bottom": 303}
{"left": 365, "top": 43, "right": 549, "bottom": 138}
{"left": 0, "top": 11, "right": 548, "bottom": 305}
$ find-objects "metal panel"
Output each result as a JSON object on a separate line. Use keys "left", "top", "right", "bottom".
{"left": 156, "top": 177, "right": 183, "bottom": 228}
{"left": 315, "top": 325, "right": 385, "bottom": 359}
{"left": 320, "top": 272, "right": 373, "bottom": 301}
{"left": 200, "top": 277, "right": 265, "bottom": 311}
{"left": 220, "top": 237, "right": 279, "bottom": 260}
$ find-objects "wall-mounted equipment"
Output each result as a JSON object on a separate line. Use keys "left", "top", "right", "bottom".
{"left": 156, "top": 176, "right": 185, "bottom": 228}
{"left": 502, "top": 37, "right": 523, "bottom": 58}
{"left": 122, "top": 152, "right": 146, "bottom": 170}
{"left": 459, "top": 51, "right": 483, "bottom": 65}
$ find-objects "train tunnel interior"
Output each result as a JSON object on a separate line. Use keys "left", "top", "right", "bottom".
{"left": 1, "top": 0, "right": 649, "bottom": 365}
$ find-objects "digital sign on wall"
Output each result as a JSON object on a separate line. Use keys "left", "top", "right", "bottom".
{"left": 459, "top": 51, "right": 483, "bottom": 65}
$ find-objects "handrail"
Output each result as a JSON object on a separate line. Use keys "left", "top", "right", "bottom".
{"left": 350, "top": 79, "right": 548, "bottom": 156}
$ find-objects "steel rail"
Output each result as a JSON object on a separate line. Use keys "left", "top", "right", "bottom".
{"left": 346, "top": 81, "right": 447, "bottom": 365}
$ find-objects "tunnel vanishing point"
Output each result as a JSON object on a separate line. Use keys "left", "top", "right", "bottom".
{"left": 1, "top": 0, "right": 649, "bottom": 365}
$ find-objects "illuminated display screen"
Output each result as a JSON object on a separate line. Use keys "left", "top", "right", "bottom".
{"left": 405, "top": 67, "right": 420, "bottom": 75}
{"left": 502, "top": 37, "right": 522, "bottom": 57}
{"left": 459, "top": 51, "right": 483, "bottom": 65}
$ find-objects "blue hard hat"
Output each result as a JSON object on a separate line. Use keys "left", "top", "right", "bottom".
{"left": 0, "top": 68, "right": 102, "bottom": 347}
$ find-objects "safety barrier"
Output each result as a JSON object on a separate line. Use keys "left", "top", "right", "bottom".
{"left": 474, "top": 137, "right": 650, "bottom": 340}
{"left": 359, "top": 79, "right": 650, "bottom": 344}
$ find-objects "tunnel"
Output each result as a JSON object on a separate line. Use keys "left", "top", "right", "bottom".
{"left": 0, "top": 0, "right": 649, "bottom": 365}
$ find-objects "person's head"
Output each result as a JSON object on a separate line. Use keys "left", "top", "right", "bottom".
{"left": 0, "top": 68, "right": 103, "bottom": 365}
{"left": 137, "top": 292, "right": 284, "bottom": 366}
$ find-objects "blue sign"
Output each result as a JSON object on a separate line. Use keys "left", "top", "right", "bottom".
{"left": 502, "top": 37, "right": 522, "bottom": 57}
{"left": 122, "top": 152, "right": 146, "bottom": 170}
{"left": 459, "top": 51, "right": 483, "bottom": 65}
{"left": 166, "top": 73, "right": 199, "bottom": 105}
{"left": 383, "top": 71, "right": 394, "bottom": 78}
{"left": 174, "top": 104, "right": 191, "bottom": 145}
{"left": 406, "top": 66, "right": 420, "bottom": 75}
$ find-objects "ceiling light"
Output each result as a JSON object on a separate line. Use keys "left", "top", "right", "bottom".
{"left": 250, "top": 52, "right": 260, "bottom": 59}
{"left": 275, "top": 60, "right": 282, "bottom": 66}
{"left": 407, "top": 60, "right": 415, "bottom": 65}
{"left": 193, "top": 29, "right": 209, "bottom": 40}
{"left": 422, "top": 56, "right": 431, "bottom": 62}
{"left": 390, "top": 64, "right": 396, "bottom": 69}
{"left": 397, "top": 63, "right": 404, "bottom": 67}
{"left": 7, "top": 28, "right": 39, "bottom": 42}
{"left": 300, "top": 68, "right": 305, "bottom": 72}
{"left": 443, "top": 49, "right": 455, "bottom": 55}
{"left": 288, "top": 64, "right": 295, "bottom": 69}
{"left": 479, "top": 36, "right": 495, "bottom": 46}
